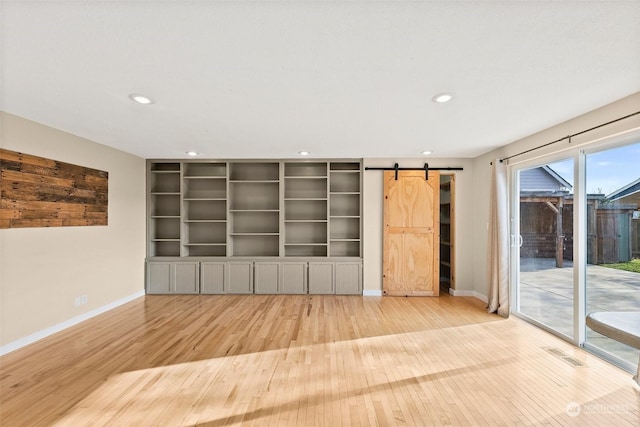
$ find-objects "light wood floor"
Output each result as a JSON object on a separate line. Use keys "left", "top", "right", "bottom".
{"left": 1, "top": 293, "right": 638, "bottom": 426}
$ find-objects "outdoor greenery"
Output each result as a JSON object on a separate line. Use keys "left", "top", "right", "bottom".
{"left": 601, "top": 259, "right": 640, "bottom": 274}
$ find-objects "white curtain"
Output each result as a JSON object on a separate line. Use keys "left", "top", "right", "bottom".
{"left": 487, "top": 159, "right": 510, "bottom": 317}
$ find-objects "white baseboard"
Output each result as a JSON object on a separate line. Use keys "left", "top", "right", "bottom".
{"left": 449, "top": 288, "right": 488, "bottom": 303}
{"left": 0, "top": 290, "right": 145, "bottom": 356}
{"left": 363, "top": 290, "right": 383, "bottom": 296}
{"left": 362, "top": 289, "right": 487, "bottom": 300}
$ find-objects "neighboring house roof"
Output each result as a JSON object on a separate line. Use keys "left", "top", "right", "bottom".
{"left": 606, "top": 177, "right": 640, "bottom": 207}
{"left": 520, "top": 165, "right": 572, "bottom": 193}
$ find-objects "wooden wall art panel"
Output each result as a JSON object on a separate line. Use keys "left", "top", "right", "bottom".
{"left": 0, "top": 149, "right": 108, "bottom": 228}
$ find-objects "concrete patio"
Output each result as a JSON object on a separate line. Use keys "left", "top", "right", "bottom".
{"left": 519, "top": 257, "right": 640, "bottom": 366}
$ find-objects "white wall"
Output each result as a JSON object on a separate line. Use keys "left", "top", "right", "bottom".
{"left": 0, "top": 112, "right": 146, "bottom": 348}
{"left": 362, "top": 157, "right": 475, "bottom": 294}
{"left": 471, "top": 92, "right": 640, "bottom": 298}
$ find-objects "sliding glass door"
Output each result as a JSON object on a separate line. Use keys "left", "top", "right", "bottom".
{"left": 513, "top": 137, "right": 639, "bottom": 372}
{"left": 584, "top": 143, "right": 640, "bottom": 367}
{"left": 516, "top": 158, "right": 575, "bottom": 339}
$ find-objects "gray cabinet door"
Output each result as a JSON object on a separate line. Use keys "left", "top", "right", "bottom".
{"left": 228, "top": 262, "right": 254, "bottom": 294}
{"left": 281, "top": 262, "right": 307, "bottom": 294}
{"left": 308, "top": 262, "right": 334, "bottom": 294}
{"left": 173, "top": 262, "right": 200, "bottom": 294}
{"left": 255, "top": 262, "right": 279, "bottom": 294}
{"left": 201, "top": 262, "right": 227, "bottom": 294}
{"left": 146, "top": 262, "right": 199, "bottom": 294}
{"left": 147, "top": 262, "right": 172, "bottom": 294}
{"left": 335, "top": 262, "right": 362, "bottom": 295}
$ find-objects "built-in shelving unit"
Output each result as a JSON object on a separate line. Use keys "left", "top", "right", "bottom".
{"left": 148, "top": 162, "right": 181, "bottom": 257}
{"left": 183, "top": 162, "right": 227, "bottom": 257}
{"left": 284, "top": 162, "right": 328, "bottom": 257}
{"left": 146, "top": 159, "right": 362, "bottom": 295}
{"left": 329, "top": 162, "right": 361, "bottom": 257}
{"left": 229, "top": 162, "right": 280, "bottom": 257}
{"left": 439, "top": 175, "right": 455, "bottom": 291}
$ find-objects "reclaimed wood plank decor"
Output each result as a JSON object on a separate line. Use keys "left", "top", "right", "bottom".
{"left": 0, "top": 149, "right": 108, "bottom": 228}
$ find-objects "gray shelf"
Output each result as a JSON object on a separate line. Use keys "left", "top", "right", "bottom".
{"left": 329, "top": 162, "right": 361, "bottom": 257}
{"left": 150, "top": 163, "right": 181, "bottom": 172}
{"left": 146, "top": 160, "right": 362, "bottom": 294}
{"left": 232, "top": 234, "right": 279, "bottom": 256}
{"left": 284, "top": 162, "right": 329, "bottom": 257}
{"left": 186, "top": 222, "right": 226, "bottom": 244}
{"left": 330, "top": 217, "right": 360, "bottom": 240}
{"left": 330, "top": 162, "right": 360, "bottom": 171}
{"left": 285, "top": 162, "right": 327, "bottom": 177}
{"left": 330, "top": 194, "right": 360, "bottom": 217}
{"left": 231, "top": 211, "right": 279, "bottom": 234}
{"left": 151, "top": 217, "right": 180, "bottom": 240}
{"left": 183, "top": 178, "right": 226, "bottom": 199}
{"left": 151, "top": 195, "right": 181, "bottom": 217}
{"left": 152, "top": 241, "right": 181, "bottom": 257}
{"left": 228, "top": 163, "right": 280, "bottom": 256}
{"left": 185, "top": 244, "right": 226, "bottom": 257}
{"left": 148, "top": 162, "right": 182, "bottom": 257}
{"left": 285, "top": 222, "right": 327, "bottom": 244}
{"left": 184, "top": 199, "right": 226, "bottom": 221}
{"left": 147, "top": 159, "right": 361, "bottom": 260}
{"left": 284, "top": 199, "right": 327, "bottom": 221}
{"left": 183, "top": 162, "right": 227, "bottom": 177}
{"left": 440, "top": 175, "right": 454, "bottom": 289}
{"left": 330, "top": 241, "right": 360, "bottom": 257}
{"left": 150, "top": 173, "right": 180, "bottom": 193}
{"left": 180, "top": 162, "right": 228, "bottom": 257}
{"left": 330, "top": 172, "right": 359, "bottom": 193}
{"left": 284, "top": 177, "right": 327, "bottom": 199}
{"left": 229, "top": 181, "right": 279, "bottom": 210}
{"left": 285, "top": 245, "right": 328, "bottom": 257}
{"left": 230, "top": 162, "right": 279, "bottom": 181}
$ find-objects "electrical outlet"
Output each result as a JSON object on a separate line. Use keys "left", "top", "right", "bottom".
{"left": 75, "top": 295, "right": 88, "bottom": 307}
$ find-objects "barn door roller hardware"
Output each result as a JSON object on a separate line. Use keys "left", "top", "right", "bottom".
{"left": 365, "top": 163, "right": 463, "bottom": 180}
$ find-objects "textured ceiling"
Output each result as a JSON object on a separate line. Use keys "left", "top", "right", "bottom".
{"left": 2, "top": 1, "right": 639, "bottom": 159}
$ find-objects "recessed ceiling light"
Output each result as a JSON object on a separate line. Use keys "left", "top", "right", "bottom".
{"left": 186, "top": 151, "right": 199, "bottom": 156}
{"left": 128, "top": 94, "right": 154, "bottom": 104}
{"left": 421, "top": 150, "right": 433, "bottom": 155}
{"left": 298, "top": 151, "right": 310, "bottom": 156}
{"left": 432, "top": 92, "right": 454, "bottom": 103}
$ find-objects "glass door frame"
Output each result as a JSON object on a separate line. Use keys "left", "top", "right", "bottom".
{"left": 509, "top": 128, "right": 640, "bottom": 359}
{"left": 509, "top": 150, "right": 582, "bottom": 345}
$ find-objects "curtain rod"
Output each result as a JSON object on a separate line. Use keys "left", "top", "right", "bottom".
{"left": 365, "top": 163, "right": 463, "bottom": 180}
{"left": 496, "top": 110, "right": 640, "bottom": 164}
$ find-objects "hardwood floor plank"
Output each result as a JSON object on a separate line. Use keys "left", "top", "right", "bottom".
{"left": 1, "top": 294, "right": 638, "bottom": 426}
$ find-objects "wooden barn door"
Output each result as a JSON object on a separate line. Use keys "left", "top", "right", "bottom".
{"left": 383, "top": 170, "right": 440, "bottom": 296}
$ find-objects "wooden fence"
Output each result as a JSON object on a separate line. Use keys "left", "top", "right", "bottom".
{"left": 521, "top": 197, "right": 639, "bottom": 264}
